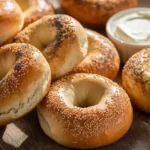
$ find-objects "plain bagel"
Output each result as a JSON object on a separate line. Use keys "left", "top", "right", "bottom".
{"left": 14, "top": 15, "right": 88, "bottom": 81}
{"left": 0, "top": 43, "right": 51, "bottom": 126}
{"left": 122, "top": 49, "right": 150, "bottom": 113}
{"left": 59, "top": 0, "right": 138, "bottom": 26}
{"left": 15, "top": 0, "right": 55, "bottom": 27}
{"left": 71, "top": 29, "right": 120, "bottom": 80}
{"left": 0, "top": 0, "right": 24, "bottom": 46}
{"left": 37, "top": 73, "right": 133, "bottom": 149}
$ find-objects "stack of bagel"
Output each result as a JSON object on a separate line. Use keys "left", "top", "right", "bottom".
{"left": 1, "top": 0, "right": 149, "bottom": 149}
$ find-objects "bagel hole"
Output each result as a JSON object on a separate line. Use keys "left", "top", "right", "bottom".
{"left": 29, "top": 26, "right": 56, "bottom": 53}
{"left": 72, "top": 80, "right": 106, "bottom": 108}
{"left": 0, "top": 53, "right": 16, "bottom": 81}
{"left": 15, "top": 0, "right": 30, "bottom": 11}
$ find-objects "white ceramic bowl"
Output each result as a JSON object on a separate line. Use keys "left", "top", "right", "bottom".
{"left": 106, "top": 7, "right": 150, "bottom": 63}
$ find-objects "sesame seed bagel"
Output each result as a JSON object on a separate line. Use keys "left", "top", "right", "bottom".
{"left": 0, "top": 0, "right": 24, "bottom": 46}
{"left": 14, "top": 15, "right": 88, "bottom": 81}
{"left": 15, "top": 0, "right": 55, "bottom": 28}
{"left": 71, "top": 29, "right": 120, "bottom": 80}
{"left": 59, "top": 0, "right": 138, "bottom": 26}
{"left": 0, "top": 43, "right": 51, "bottom": 126}
{"left": 122, "top": 49, "right": 150, "bottom": 113}
{"left": 37, "top": 73, "right": 133, "bottom": 149}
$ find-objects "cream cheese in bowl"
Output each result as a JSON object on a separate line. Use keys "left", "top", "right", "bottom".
{"left": 114, "top": 11, "right": 150, "bottom": 44}
{"left": 106, "top": 8, "right": 150, "bottom": 63}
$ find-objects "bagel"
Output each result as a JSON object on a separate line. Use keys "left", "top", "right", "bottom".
{"left": 59, "top": 0, "right": 138, "bottom": 26}
{"left": 37, "top": 73, "right": 133, "bottom": 149}
{"left": 122, "top": 49, "right": 150, "bottom": 113}
{"left": 14, "top": 15, "right": 88, "bottom": 81}
{"left": 0, "top": 43, "right": 51, "bottom": 126}
{"left": 15, "top": 0, "right": 55, "bottom": 27}
{"left": 71, "top": 29, "right": 120, "bottom": 80}
{"left": 0, "top": 0, "right": 24, "bottom": 46}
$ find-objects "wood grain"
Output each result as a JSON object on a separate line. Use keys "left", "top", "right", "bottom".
{"left": 0, "top": 0, "right": 150, "bottom": 150}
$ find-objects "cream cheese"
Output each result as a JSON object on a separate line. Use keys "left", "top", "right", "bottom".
{"left": 113, "top": 10, "right": 150, "bottom": 45}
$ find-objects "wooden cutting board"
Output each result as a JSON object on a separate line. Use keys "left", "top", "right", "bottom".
{"left": 0, "top": 0, "right": 150, "bottom": 150}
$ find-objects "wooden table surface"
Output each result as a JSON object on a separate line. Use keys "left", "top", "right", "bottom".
{"left": 0, "top": 0, "right": 150, "bottom": 150}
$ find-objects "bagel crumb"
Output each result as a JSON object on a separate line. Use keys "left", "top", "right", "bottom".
{"left": 14, "top": 64, "right": 22, "bottom": 72}
{"left": 16, "top": 51, "right": 22, "bottom": 57}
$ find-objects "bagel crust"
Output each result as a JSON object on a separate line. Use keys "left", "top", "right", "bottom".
{"left": 122, "top": 49, "right": 150, "bottom": 113}
{"left": 0, "top": 43, "right": 51, "bottom": 126}
{"left": 15, "top": 0, "right": 55, "bottom": 27}
{"left": 38, "top": 73, "right": 133, "bottom": 149}
{"left": 0, "top": 0, "right": 24, "bottom": 45}
{"left": 59, "top": 0, "right": 138, "bottom": 26}
{"left": 71, "top": 29, "right": 120, "bottom": 80}
{"left": 14, "top": 15, "right": 88, "bottom": 81}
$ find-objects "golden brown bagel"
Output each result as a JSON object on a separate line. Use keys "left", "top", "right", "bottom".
{"left": 37, "top": 73, "right": 133, "bottom": 149}
{"left": 59, "top": 0, "right": 138, "bottom": 26}
{"left": 71, "top": 29, "right": 120, "bottom": 80}
{"left": 122, "top": 49, "right": 150, "bottom": 113}
{"left": 0, "top": 0, "right": 24, "bottom": 46}
{"left": 0, "top": 43, "right": 51, "bottom": 126}
{"left": 15, "top": 0, "right": 55, "bottom": 27}
{"left": 14, "top": 15, "right": 88, "bottom": 81}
